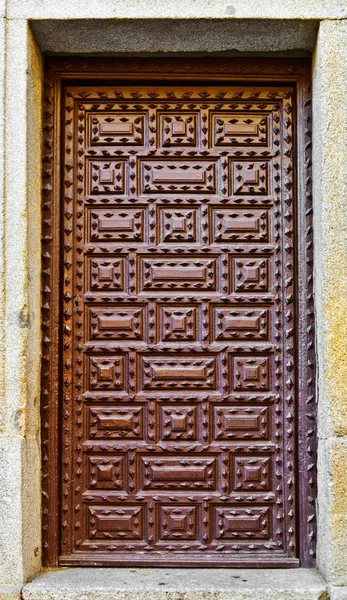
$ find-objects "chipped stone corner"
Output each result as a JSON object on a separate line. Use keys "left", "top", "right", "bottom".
{"left": 0, "top": 585, "right": 22, "bottom": 600}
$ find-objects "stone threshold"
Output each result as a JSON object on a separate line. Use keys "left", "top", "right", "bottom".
{"left": 15, "top": 567, "right": 331, "bottom": 600}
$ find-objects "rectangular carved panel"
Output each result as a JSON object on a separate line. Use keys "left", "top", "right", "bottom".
{"left": 211, "top": 112, "right": 270, "bottom": 147}
{"left": 213, "top": 507, "right": 270, "bottom": 540}
{"left": 87, "top": 506, "right": 144, "bottom": 540}
{"left": 140, "top": 456, "right": 217, "bottom": 491}
{"left": 88, "top": 406, "right": 144, "bottom": 440}
{"left": 89, "top": 113, "right": 145, "bottom": 146}
{"left": 212, "top": 306, "right": 270, "bottom": 341}
{"left": 139, "top": 159, "right": 217, "bottom": 193}
{"left": 139, "top": 256, "right": 217, "bottom": 292}
{"left": 211, "top": 208, "right": 269, "bottom": 243}
{"left": 88, "top": 306, "right": 144, "bottom": 340}
{"left": 139, "top": 355, "right": 218, "bottom": 391}
{"left": 213, "top": 406, "right": 270, "bottom": 441}
{"left": 88, "top": 207, "right": 145, "bottom": 242}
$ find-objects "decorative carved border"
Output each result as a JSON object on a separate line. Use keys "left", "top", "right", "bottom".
{"left": 41, "top": 57, "right": 315, "bottom": 567}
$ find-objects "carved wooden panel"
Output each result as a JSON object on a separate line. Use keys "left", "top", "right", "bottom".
{"left": 41, "top": 68, "right": 315, "bottom": 568}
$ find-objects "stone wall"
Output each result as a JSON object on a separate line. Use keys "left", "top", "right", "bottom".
{"left": 0, "top": 2, "right": 346, "bottom": 598}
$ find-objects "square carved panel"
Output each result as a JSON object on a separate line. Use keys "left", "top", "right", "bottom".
{"left": 87, "top": 455, "right": 126, "bottom": 491}
{"left": 88, "top": 160, "right": 126, "bottom": 194}
{"left": 231, "top": 257, "right": 269, "bottom": 292}
{"left": 230, "top": 160, "right": 269, "bottom": 195}
{"left": 158, "top": 505, "right": 199, "bottom": 542}
{"left": 158, "top": 112, "right": 198, "bottom": 147}
{"left": 158, "top": 207, "right": 199, "bottom": 243}
{"left": 158, "top": 305, "right": 198, "bottom": 342}
{"left": 88, "top": 356, "right": 126, "bottom": 390}
{"left": 231, "top": 356, "right": 271, "bottom": 392}
{"left": 159, "top": 405, "right": 199, "bottom": 441}
{"left": 232, "top": 456, "right": 271, "bottom": 491}
{"left": 88, "top": 256, "right": 126, "bottom": 291}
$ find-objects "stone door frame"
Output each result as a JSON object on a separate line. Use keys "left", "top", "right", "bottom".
{"left": 0, "top": 12, "right": 346, "bottom": 597}
{"left": 40, "top": 57, "right": 316, "bottom": 568}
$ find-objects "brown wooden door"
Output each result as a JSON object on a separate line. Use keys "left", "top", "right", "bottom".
{"left": 58, "top": 80, "right": 301, "bottom": 567}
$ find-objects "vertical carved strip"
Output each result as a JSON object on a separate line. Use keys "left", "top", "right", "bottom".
{"left": 281, "top": 92, "right": 296, "bottom": 556}
{"left": 61, "top": 90, "right": 75, "bottom": 557}
{"left": 272, "top": 101, "right": 285, "bottom": 554}
{"left": 41, "top": 64, "right": 60, "bottom": 566}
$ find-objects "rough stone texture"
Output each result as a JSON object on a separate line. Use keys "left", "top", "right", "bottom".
{"left": 30, "top": 19, "right": 318, "bottom": 54}
{"left": 330, "top": 588, "right": 347, "bottom": 600}
{"left": 0, "top": 586, "right": 22, "bottom": 600}
{"left": 0, "top": 0, "right": 6, "bottom": 435}
{"left": 313, "top": 18, "right": 347, "bottom": 441}
{"left": 22, "top": 568, "right": 328, "bottom": 600}
{"left": 6, "top": 0, "right": 347, "bottom": 20}
{"left": 313, "top": 19, "right": 347, "bottom": 588}
{"left": 0, "top": 20, "right": 42, "bottom": 586}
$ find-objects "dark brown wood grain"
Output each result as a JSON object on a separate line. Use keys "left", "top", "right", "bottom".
{"left": 41, "top": 57, "right": 315, "bottom": 568}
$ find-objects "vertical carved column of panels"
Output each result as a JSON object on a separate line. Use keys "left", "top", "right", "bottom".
{"left": 60, "top": 85, "right": 298, "bottom": 566}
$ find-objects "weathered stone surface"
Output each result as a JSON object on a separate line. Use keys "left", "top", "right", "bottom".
{"left": 0, "top": 20, "right": 42, "bottom": 586}
{"left": 6, "top": 0, "right": 347, "bottom": 20}
{"left": 0, "top": 437, "right": 41, "bottom": 585}
{"left": 313, "top": 18, "right": 347, "bottom": 587}
{"left": 30, "top": 19, "right": 318, "bottom": 54}
{"left": 0, "top": 585, "right": 22, "bottom": 600}
{"left": 313, "top": 18, "right": 347, "bottom": 441}
{"left": 330, "top": 587, "right": 347, "bottom": 599}
{"left": 22, "top": 568, "right": 328, "bottom": 600}
{"left": 0, "top": 3, "right": 5, "bottom": 434}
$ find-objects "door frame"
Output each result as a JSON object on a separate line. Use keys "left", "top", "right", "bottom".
{"left": 41, "top": 56, "right": 315, "bottom": 567}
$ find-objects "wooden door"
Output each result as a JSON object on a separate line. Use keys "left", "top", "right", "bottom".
{"left": 42, "top": 61, "right": 316, "bottom": 567}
